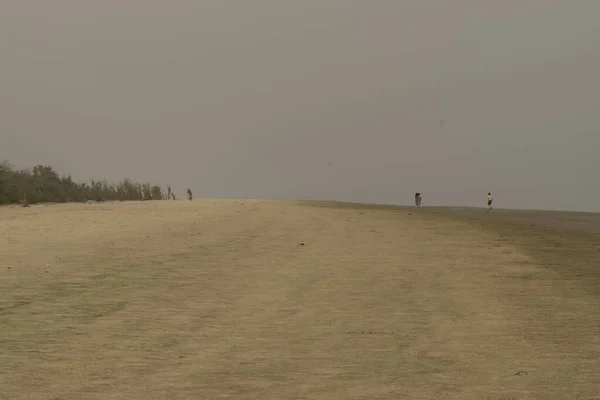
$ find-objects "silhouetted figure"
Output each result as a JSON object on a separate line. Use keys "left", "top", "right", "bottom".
{"left": 487, "top": 192, "right": 493, "bottom": 211}
{"left": 415, "top": 193, "right": 422, "bottom": 210}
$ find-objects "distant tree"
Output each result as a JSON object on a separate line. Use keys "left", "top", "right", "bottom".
{"left": 0, "top": 161, "right": 167, "bottom": 205}
{"left": 142, "top": 183, "right": 152, "bottom": 201}
{"left": 0, "top": 160, "right": 11, "bottom": 173}
{"left": 150, "top": 185, "right": 163, "bottom": 200}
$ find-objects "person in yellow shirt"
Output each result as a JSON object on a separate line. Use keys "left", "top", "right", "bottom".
{"left": 487, "top": 193, "right": 493, "bottom": 211}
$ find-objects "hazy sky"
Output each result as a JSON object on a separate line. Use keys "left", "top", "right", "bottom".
{"left": 2, "top": 1, "right": 599, "bottom": 211}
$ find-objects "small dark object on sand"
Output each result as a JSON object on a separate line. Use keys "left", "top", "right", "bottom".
{"left": 514, "top": 371, "right": 528, "bottom": 376}
{"left": 299, "top": 242, "right": 305, "bottom": 246}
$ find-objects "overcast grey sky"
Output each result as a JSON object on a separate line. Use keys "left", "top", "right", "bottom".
{"left": 1, "top": 1, "right": 599, "bottom": 211}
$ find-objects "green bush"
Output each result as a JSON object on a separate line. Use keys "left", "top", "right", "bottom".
{"left": 0, "top": 161, "right": 170, "bottom": 205}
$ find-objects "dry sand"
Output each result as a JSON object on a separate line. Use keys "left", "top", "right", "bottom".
{"left": 1, "top": 200, "right": 599, "bottom": 399}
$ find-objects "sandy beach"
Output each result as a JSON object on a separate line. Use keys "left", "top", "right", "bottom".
{"left": 1, "top": 200, "right": 599, "bottom": 399}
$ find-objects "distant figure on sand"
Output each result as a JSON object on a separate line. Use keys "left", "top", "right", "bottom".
{"left": 415, "top": 193, "right": 422, "bottom": 210}
{"left": 487, "top": 193, "right": 493, "bottom": 211}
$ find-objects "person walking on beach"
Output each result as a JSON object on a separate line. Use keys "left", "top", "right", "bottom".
{"left": 415, "top": 192, "right": 422, "bottom": 210}
{"left": 487, "top": 192, "right": 493, "bottom": 211}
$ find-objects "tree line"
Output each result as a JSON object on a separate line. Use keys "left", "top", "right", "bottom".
{"left": 0, "top": 161, "right": 192, "bottom": 205}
